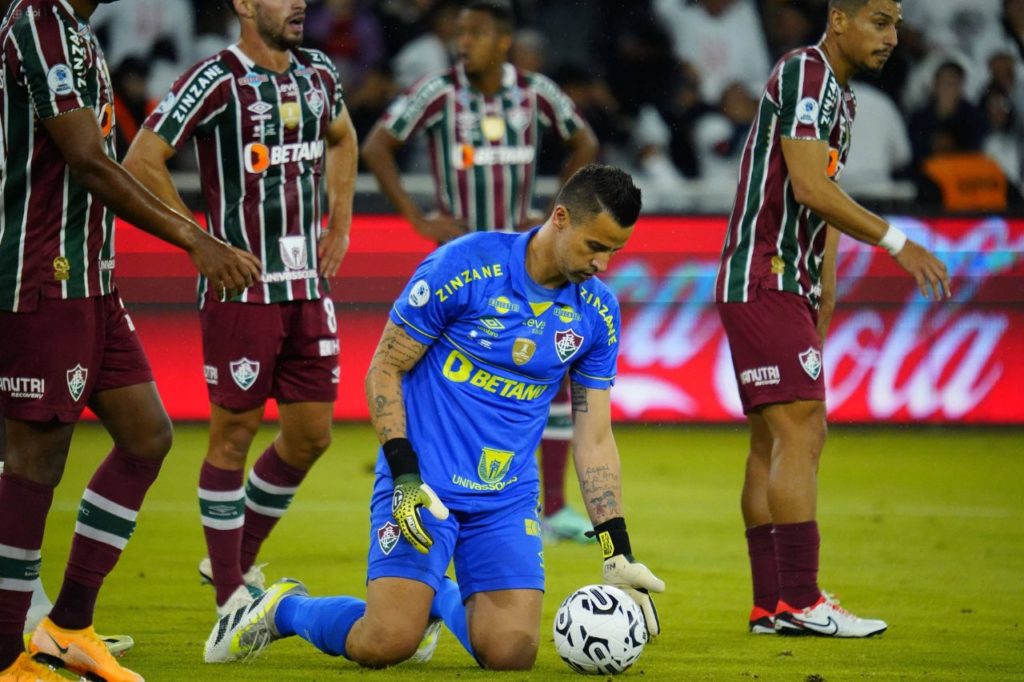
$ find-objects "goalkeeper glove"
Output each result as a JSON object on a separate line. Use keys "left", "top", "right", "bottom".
{"left": 589, "top": 517, "right": 665, "bottom": 638}
{"left": 384, "top": 438, "right": 449, "bottom": 554}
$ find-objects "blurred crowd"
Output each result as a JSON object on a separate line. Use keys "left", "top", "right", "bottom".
{"left": 11, "top": 0, "right": 1022, "bottom": 212}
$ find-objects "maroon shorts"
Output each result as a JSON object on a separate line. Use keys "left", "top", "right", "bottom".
{"left": 716, "top": 288, "right": 824, "bottom": 414}
{"left": 0, "top": 291, "right": 154, "bottom": 423}
{"left": 200, "top": 298, "right": 339, "bottom": 411}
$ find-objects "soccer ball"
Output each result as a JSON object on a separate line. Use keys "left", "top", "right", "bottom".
{"left": 553, "top": 584, "right": 647, "bottom": 675}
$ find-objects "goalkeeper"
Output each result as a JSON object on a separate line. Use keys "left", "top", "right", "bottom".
{"left": 203, "top": 164, "right": 665, "bottom": 670}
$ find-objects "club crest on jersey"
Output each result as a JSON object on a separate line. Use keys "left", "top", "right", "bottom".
{"left": 305, "top": 89, "right": 325, "bottom": 117}
{"left": 376, "top": 521, "right": 400, "bottom": 555}
{"left": 506, "top": 107, "right": 530, "bottom": 132}
{"left": 66, "top": 364, "right": 88, "bottom": 402}
{"left": 553, "top": 329, "right": 584, "bottom": 363}
{"left": 798, "top": 346, "right": 822, "bottom": 380}
{"left": 47, "top": 64, "right": 74, "bottom": 95}
{"left": 512, "top": 338, "right": 536, "bottom": 366}
{"left": 230, "top": 358, "right": 260, "bottom": 391}
{"left": 278, "top": 235, "right": 307, "bottom": 271}
{"left": 477, "top": 447, "right": 514, "bottom": 484}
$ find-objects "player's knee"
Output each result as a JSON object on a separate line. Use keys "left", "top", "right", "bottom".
{"left": 129, "top": 413, "right": 173, "bottom": 461}
{"left": 474, "top": 631, "right": 538, "bottom": 671}
{"left": 351, "top": 626, "right": 421, "bottom": 667}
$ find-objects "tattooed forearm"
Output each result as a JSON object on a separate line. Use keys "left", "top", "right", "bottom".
{"left": 365, "top": 322, "right": 429, "bottom": 444}
{"left": 570, "top": 379, "right": 589, "bottom": 414}
{"left": 580, "top": 464, "right": 621, "bottom": 523}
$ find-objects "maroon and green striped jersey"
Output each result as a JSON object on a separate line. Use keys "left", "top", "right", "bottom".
{"left": 380, "top": 63, "right": 584, "bottom": 232}
{"left": 143, "top": 45, "right": 345, "bottom": 307}
{"left": 716, "top": 45, "right": 856, "bottom": 307}
{"left": 0, "top": 0, "right": 116, "bottom": 313}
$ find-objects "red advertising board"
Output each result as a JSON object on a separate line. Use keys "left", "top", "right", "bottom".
{"left": 114, "top": 214, "right": 1024, "bottom": 423}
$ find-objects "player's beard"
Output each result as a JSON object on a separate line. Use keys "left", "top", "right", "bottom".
{"left": 254, "top": 6, "right": 303, "bottom": 50}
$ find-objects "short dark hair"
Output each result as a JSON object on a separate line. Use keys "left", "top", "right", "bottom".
{"left": 829, "top": 0, "right": 900, "bottom": 13}
{"left": 556, "top": 164, "right": 642, "bottom": 229}
{"left": 464, "top": 0, "right": 515, "bottom": 34}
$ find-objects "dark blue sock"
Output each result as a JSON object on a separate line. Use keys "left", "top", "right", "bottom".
{"left": 274, "top": 594, "right": 366, "bottom": 659}
{"left": 430, "top": 578, "right": 474, "bottom": 658}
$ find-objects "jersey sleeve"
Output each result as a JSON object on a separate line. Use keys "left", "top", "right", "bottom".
{"left": 143, "top": 59, "right": 232, "bottom": 150}
{"left": 9, "top": 7, "right": 94, "bottom": 118}
{"left": 777, "top": 53, "right": 840, "bottom": 141}
{"left": 379, "top": 74, "right": 447, "bottom": 142}
{"left": 390, "top": 242, "right": 469, "bottom": 344}
{"left": 531, "top": 72, "right": 584, "bottom": 141}
{"left": 569, "top": 287, "right": 621, "bottom": 390}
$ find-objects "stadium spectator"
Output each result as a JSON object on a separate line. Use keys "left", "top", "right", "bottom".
{"left": 362, "top": 0, "right": 600, "bottom": 544}
{"left": 760, "top": 0, "right": 826, "bottom": 60}
{"left": 0, "top": 1, "right": 259, "bottom": 680}
{"left": 92, "top": 0, "right": 195, "bottom": 102}
{"left": 841, "top": 80, "right": 913, "bottom": 197}
{"left": 203, "top": 164, "right": 664, "bottom": 671}
{"left": 716, "top": 0, "right": 949, "bottom": 638}
{"left": 391, "top": 0, "right": 459, "bottom": 88}
{"left": 908, "top": 60, "right": 985, "bottom": 165}
{"left": 123, "top": 0, "right": 358, "bottom": 618}
{"left": 304, "top": 0, "right": 386, "bottom": 90}
{"left": 1003, "top": 0, "right": 1024, "bottom": 60}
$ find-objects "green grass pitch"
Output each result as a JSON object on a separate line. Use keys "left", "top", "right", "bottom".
{"left": 36, "top": 423, "right": 1024, "bottom": 680}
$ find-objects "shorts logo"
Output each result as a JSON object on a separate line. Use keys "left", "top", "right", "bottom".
{"left": 739, "top": 365, "right": 780, "bottom": 386}
{"left": 0, "top": 376, "right": 45, "bottom": 400}
{"left": 799, "top": 347, "right": 822, "bottom": 380}
{"left": 279, "top": 235, "right": 307, "bottom": 271}
{"left": 47, "top": 64, "right": 74, "bottom": 95}
{"left": 524, "top": 518, "right": 541, "bottom": 537}
{"left": 66, "top": 364, "right": 88, "bottom": 402}
{"left": 409, "top": 279, "right": 430, "bottom": 307}
{"left": 512, "top": 337, "right": 535, "bottom": 366}
{"left": 477, "top": 447, "right": 514, "bottom": 484}
{"left": 204, "top": 365, "right": 219, "bottom": 385}
{"left": 319, "top": 339, "right": 339, "bottom": 356}
{"left": 230, "top": 358, "right": 260, "bottom": 391}
{"left": 553, "top": 329, "right": 584, "bottom": 363}
{"left": 376, "top": 521, "right": 400, "bottom": 555}
{"left": 796, "top": 97, "right": 819, "bottom": 126}
{"left": 323, "top": 298, "right": 337, "bottom": 334}
{"left": 331, "top": 366, "right": 340, "bottom": 384}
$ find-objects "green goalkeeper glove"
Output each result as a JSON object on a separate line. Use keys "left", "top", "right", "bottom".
{"left": 384, "top": 438, "right": 449, "bottom": 554}
{"left": 590, "top": 517, "right": 665, "bottom": 638}
{"left": 392, "top": 473, "right": 449, "bottom": 554}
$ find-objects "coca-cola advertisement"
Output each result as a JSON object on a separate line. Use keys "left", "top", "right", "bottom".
{"left": 114, "top": 215, "right": 1024, "bottom": 424}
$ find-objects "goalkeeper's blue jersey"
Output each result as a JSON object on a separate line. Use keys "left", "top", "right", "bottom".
{"left": 383, "top": 227, "right": 622, "bottom": 510}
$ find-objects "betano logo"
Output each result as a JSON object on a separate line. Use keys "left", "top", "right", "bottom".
{"left": 243, "top": 141, "right": 325, "bottom": 173}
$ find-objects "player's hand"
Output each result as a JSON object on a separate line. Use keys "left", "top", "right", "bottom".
{"left": 415, "top": 212, "right": 467, "bottom": 244}
{"left": 317, "top": 227, "right": 350, "bottom": 277}
{"left": 603, "top": 554, "right": 665, "bottom": 638}
{"left": 188, "top": 230, "right": 262, "bottom": 300}
{"left": 893, "top": 239, "right": 951, "bottom": 301}
{"left": 392, "top": 473, "right": 450, "bottom": 554}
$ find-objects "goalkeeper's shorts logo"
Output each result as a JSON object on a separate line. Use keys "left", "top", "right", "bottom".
{"left": 377, "top": 521, "right": 400, "bottom": 555}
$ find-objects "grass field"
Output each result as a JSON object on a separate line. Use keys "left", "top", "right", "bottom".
{"left": 34, "top": 423, "right": 1024, "bottom": 681}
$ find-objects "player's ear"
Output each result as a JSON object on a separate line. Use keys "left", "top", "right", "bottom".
{"left": 828, "top": 6, "right": 848, "bottom": 36}
{"left": 552, "top": 205, "right": 571, "bottom": 230}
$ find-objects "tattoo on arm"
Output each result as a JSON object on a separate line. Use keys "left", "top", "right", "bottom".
{"left": 365, "top": 322, "right": 428, "bottom": 444}
{"left": 581, "top": 464, "right": 620, "bottom": 522}
{"left": 570, "top": 380, "right": 589, "bottom": 414}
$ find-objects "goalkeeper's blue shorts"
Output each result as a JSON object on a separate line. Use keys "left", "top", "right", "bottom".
{"left": 366, "top": 472, "right": 545, "bottom": 600}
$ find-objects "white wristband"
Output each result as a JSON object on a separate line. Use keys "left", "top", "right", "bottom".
{"left": 878, "top": 225, "right": 907, "bottom": 256}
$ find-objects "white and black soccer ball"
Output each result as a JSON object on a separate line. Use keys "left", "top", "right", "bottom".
{"left": 553, "top": 584, "right": 647, "bottom": 675}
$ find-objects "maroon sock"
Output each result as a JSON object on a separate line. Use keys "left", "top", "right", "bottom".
{"left": 50, "top": 447, "right": 162, "bottom": 630}
{"left": 0, "top": 472, "right": 53, "bottom": 669}
{"left": 240, "top": 445, "right": 306, "bottom": 573}
{"left": 198, "top": 461, "right": 246, "bottom": 606}
{"left": 773, "top": 521, "right": 821, "bottom": 610}
{"left": 540, "top": 438, "right": 570, "bottom": 516}
{"left": 745, "top": 524, "right": 778, "bottom": 612}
